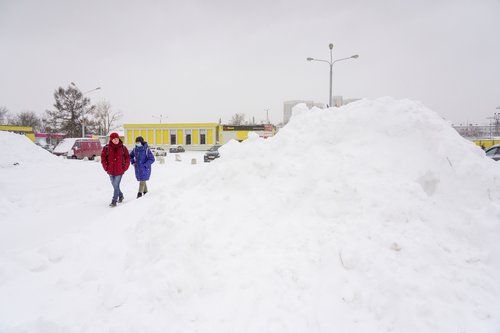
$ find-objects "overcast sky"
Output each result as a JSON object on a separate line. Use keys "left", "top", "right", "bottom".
{"left": 1, "top": 0, "right": 499, "bottom": 126}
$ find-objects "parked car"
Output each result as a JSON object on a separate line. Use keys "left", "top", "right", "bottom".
{"left": 204, "top": 144, "right": 222, "bottom": 162}
{"left": 169, "top": 145, "right": 185, "bottom": 153}
{"left": 53, "top": 138, "right": 102, "bottom": 160}
{"left": 485, "top": 145, "right": 500, "bottom": 161}
{"left": 150, "top": 146, "right": 167, "bottom": 156}
{"left": 36, "top": 142, "right": 55, "bottom": 153}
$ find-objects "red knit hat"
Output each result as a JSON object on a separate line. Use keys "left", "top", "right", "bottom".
{"left": 110, "top": 132, "right": 119, "bottom": 140}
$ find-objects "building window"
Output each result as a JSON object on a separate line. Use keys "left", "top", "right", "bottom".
{"left": 185, "top": 129, "right": 192, "bottom": 145}
{"left": 200, "top": 129, "right": 206, "bottom": 145}
{"left": 170, "top": 129, "right": 176, "bottom": 145}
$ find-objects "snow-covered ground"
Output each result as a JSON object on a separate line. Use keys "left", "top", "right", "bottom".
{"left": 1, "top": 97, "right": 499, "bottom": 332}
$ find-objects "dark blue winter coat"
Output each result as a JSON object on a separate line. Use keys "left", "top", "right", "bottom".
{"left": 130, "top": 143, "right": 155, "bottom": 181}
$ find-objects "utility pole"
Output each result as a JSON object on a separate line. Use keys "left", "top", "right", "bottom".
{"left": 153, "top": 115, "right": 168, "bottom": 124}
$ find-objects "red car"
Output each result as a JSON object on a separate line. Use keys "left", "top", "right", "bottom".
{"left": 53, "top": 138, "right": 102, "bottom": 160}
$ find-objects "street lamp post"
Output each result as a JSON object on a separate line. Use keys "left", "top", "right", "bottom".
{"left": 71, "top": 82, "right": 101, "bottom": 138}
{"left": 307, "top": 43, "right": 358, "bottom": 108}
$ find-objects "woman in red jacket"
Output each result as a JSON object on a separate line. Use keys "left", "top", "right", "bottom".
{"left": 101, "top": 132, "right": 130, "bottom": 207}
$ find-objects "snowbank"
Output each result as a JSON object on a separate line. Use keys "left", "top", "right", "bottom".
{"left": 0, "top": 131, "right": 54, "bottom": 168}
{"left": 159, "top": 97, "right": 500, "bottom": 332}
{"left": 0, "top": 97, "right": 499, "bottom": 332}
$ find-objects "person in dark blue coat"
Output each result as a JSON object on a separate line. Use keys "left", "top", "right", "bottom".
{"left": 129, "top": 136, "right": 155, "bottom": 198}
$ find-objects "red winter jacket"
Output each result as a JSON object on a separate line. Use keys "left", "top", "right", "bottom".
{"left": 101, "top": 140, "right": 130, "bottom": 176}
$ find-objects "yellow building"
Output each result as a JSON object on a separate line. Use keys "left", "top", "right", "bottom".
{"left": 473, "top": 139, "right": 500, "bottom": 149}
{"left": 0, "top": 125, "right": 35, "bottom": 142}
{"left": 123, "top": 123, "right": 277, "bottom": 149}
{"left": 123, "top": 123, "right": 220, "bottom": 150}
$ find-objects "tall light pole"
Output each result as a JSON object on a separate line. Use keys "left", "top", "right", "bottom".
{"left": 307, "top": 43, "right": 358, "bottom": 108}
{"left": 71, "top": 82, "right": 101, "bottom": 137}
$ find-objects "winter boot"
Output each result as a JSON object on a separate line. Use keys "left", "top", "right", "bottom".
{"left": 109, "top": 200, "right": 117, "bottom": 207}
{"left": 137, "top": 192, "right": 142, "bottom": 198}
{"left": 118, "top": 195, "right": 124, "bottom": 203}
{"left": 143, "top": 191, "right": 147, "bottom": 196}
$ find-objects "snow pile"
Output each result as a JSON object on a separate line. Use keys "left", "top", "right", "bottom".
{"left": 0, "top": 131, "right": 54, "bottom": 168}
{"left": 0, "top": 97, "right": 499, "bottom": 332}
{"left": 158, "top": 97, "right": 500, "bottom": 332}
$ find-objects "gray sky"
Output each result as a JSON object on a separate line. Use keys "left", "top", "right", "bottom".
{"left": 1, "top": 0, "right": 499, "bottom": 125}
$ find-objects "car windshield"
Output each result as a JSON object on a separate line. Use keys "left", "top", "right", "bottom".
{"left": 486, "top": 147, "right": 498, "bottom": 157}
{"left": 209, "top": 145, "right": 220, "bottom": 152}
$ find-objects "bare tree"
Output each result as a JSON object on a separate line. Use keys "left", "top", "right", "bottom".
{"left": 91, "top": 100, "right": 123, "bottom": 135}
{"left": 0, "top": 106, "right": 9, "bottom": 125}
{"left": 11, "top": 111, "right": 42, "bottom": 132}
{"left": 229, "top": 113, "right": 245, "bottom": 125}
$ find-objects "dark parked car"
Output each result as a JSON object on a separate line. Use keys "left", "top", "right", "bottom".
{"left": 204, "top": 144, "right": 222, "bottom": 162}
{"left": 485, "top": 145, "right": 500, "bottom": 161}
{"left": 150, "top": 146, "right": 167, "bottom": 156}
{"left": 169, "top": 145, "right": 185, "bottom": 153}
{"left": 36, "top": 142, "right": 54, "bottom": 153}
